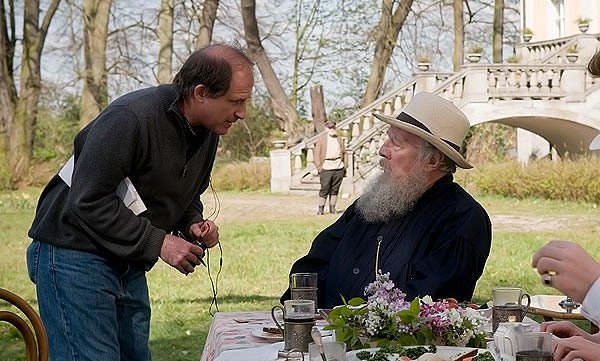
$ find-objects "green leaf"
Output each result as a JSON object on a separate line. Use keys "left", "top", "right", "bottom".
{"left": 348, "top": 297, "right": 367, "bottom": 306}
{"left": 396, "top": 333, "right": 419, "bottom": 345}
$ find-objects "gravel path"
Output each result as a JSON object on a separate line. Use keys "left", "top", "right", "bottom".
{"left": 203, "top": 193, "right": 596, "bottom": 233}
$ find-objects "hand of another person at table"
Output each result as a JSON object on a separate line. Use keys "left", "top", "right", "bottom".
{"left": 553, "top": 336, "right": 600, "bottom": 361}
{"left": 159, "top": 234, "right": 205, "bottom": 275}
{"left": 531, "top": 240, "right": 600, "bottom": 303}
{"left": 189, "top": 220, "right": 219, "bottom": 248}
{"left": 541, "top": 321, "right": 590, "bottom": 339}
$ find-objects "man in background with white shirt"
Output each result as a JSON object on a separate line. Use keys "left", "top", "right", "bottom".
{"left": 313, "top": 121, "right": 346, "bottom": 215}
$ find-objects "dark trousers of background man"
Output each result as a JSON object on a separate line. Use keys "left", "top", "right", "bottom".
{"left": 318, "top": 168, "right": 345, "bottom": 214}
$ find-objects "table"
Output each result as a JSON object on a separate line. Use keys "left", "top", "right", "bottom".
{"left": 200, "top": 311, "right": 328, "bottom": 361}
{"left": 527, "top": 295, "right": 599, "bottom": 333}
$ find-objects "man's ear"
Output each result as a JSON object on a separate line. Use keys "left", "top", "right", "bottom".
{"left": 426, "top": 151, "right": 444, "bottom": 171}
{"left": 193, "top": 85, "right": 206, "bottom": 102}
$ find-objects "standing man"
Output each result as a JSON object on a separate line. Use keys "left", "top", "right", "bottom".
{"left": 314, "top": 121, "right": 346, "bottom": 215}
{"left": 26, "top": 43, "right": 254, "bottom": 361}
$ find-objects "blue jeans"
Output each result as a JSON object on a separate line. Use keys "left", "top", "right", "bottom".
{"left": 26, "top": 240, "right": 152, "bottom": 361}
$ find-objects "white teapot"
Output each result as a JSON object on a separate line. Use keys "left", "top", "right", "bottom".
{"left": 493, "top": 321, "right": 533, "bottom": 361}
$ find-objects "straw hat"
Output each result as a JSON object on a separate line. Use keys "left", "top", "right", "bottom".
{"left": 373, "top": 92, "right": 472, "bottom": 169}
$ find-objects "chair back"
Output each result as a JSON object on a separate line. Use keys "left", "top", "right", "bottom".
{"left": 0, "top": 288, "right": 49, "bottom": 361}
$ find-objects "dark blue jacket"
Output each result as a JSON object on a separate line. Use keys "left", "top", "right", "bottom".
{"left": 281, "top": 174, "right": 492, "bottom": 308}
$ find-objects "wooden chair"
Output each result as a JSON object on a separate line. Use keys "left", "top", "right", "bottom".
{"left": 0, "top": 288, "right": 49, "bottom": 361}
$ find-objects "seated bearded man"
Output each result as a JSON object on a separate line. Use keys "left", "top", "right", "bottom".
{"left": 281, "top": 92, "right": 492, "bottom": 309}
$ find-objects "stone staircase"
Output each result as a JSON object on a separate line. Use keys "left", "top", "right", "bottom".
{"left": 269, "top": 33, "right": 600, "bottom": 196}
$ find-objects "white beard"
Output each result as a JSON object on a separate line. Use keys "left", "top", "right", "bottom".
{"left": 355, "top": 164, "right": 429, "bottom": 223}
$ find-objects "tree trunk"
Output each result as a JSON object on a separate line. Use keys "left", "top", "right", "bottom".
{"left": 195, "top": 0, "right": 219, "bottom": 48}
{"left": 361, "top": 0, "right": 413, "bottom": 107}
{"left": 453, "top": 0, "right": 464, "bottom": 71}
{"left": 0, "top": 0, "right": 17, "bottom": 134}
{"left": 493, "top": 0, "right": 504, "bottom": 63}
{"left": 7, "top": 0, "right": 60, "bottom": 186}
{"left": 0, "top": 0, "right": 15, "bottom": 185}
{"left": 310, "top": 85, "right": 327, "bottom": 133}
{"left": 80, "top": 0, "right": 111, "bottom": 128}
{"left": 241, "top": 0, "right": 301, "bottom": 142}
{"left": 158, "top": 0, "right": 174, "bottom": 83}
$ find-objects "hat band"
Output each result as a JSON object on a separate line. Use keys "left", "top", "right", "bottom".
{"left": 396, "top": 112, "right": 461, "bottom": 152}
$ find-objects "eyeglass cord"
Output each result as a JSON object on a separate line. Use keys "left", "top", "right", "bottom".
{"left": 203, "top": 178, "right": 222, "bottom": 317}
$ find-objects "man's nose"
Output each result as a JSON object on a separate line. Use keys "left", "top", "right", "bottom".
{"left": 378, "top": 139, "right": 391, "bottom": 157}
{"left": 234, "top": 105, "right": 247, "bottom": 120}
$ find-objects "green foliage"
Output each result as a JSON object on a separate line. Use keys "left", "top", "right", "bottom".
{"left": 506, "top": 55, "right": 519, "bottom": 63}
{"left": 575, "top": 17, "right": 591, "bottom": 25}
{"left": 217, "top": 100, "right": 280, "bottom": 161}
{"left": 463, "top": 123, "right": 516, "bottom": 164}
{"left": 468, "top": 44, "right": 483, "bottom": 54}
{"left": 457, "top": 158, "right": 600, "bottom": 204}
{"left": 417, "top": 54, "right": 430, "bottom": 63}
{"left": 210, "top": 160, "right": 271, "bottom": 191}
{"left": 33, "top": 95, "right": 80, "bottom": 161}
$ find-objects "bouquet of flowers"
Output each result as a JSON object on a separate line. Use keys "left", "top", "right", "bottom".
{"left": 324, "top": 271, "right": 489, "bottom": 350}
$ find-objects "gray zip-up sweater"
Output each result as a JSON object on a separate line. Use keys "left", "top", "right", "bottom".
{"left": 28, "top": 84, "right": 219, "bottom": 270}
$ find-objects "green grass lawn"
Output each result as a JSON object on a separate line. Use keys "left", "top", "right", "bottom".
{"left": 1, "top": 191, "right": 599, "bottom": 360}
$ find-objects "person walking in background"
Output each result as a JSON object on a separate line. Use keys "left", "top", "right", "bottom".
{"left": 26, "top": 43, "right": 254, "bottom": 361}
{"left": 314, "top": 121, "right": 346, "bottom": 215}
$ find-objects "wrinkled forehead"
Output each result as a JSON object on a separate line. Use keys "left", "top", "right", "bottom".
{"left": 227, "top": 68, "right": 254, "bottom": 96}
{"left": 387, "top": 126, "right": 424, "bottom": 145}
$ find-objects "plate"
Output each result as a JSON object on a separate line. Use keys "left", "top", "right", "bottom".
{"left": 346, "top": 346, "right": 492, "bottom": 361}
{"left": 530, "top": 295, "right": 582, "bottom": 314}
{"left": 250, "top": 327, "right": 283, "bottom": 341}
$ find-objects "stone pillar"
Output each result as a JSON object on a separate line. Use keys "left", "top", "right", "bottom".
{"left": 339, "top": 149, "right": 354, "bottom": 196}
{"left": 414, "top": 73, "right": 438, "bottom": 93}
{"left": 270, "top": 149, "right": 291, "bottom": 193}
{"left": 561, "top": 67, "right": 586, "bottom": 102}
{"left": 463, "top": 65, "right": 489, "bottom": 102}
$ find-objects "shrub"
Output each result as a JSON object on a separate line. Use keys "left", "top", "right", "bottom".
{"left": 506, "top": 55, "right": 519, "bottom": 64}
{"left": 217, "top": 100, "right": 279, "bottom": 162}
{"left": 417, "top": 54, "right": 430, "bottom": 63}
{"left": 456, "top": 158, "right": 600, "bottom": 204}
{"left": 210, "top": 160, "right": 271, "bottom": 191}
{"left": 468, "top": 44, "right": 483, "bottom": 54}
{"left": 575, "top": 17, "right": 591, "bottom": 25}
{"left": 522, "top": 28, "right": 533, "bottom": 35}
{"left": 566, "top": 44, "right": 578, "bottom": 54}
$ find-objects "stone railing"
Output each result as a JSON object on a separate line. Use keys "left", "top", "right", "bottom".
{"left": 517, "top": 33, "right": 599, "bottom": 65}
{"left": 518, "top": 37, "right": 570, "bottom": 63}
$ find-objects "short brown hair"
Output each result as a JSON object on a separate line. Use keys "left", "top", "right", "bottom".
{"left": 173, "top": 43, "right": 254, "bottom": 98}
